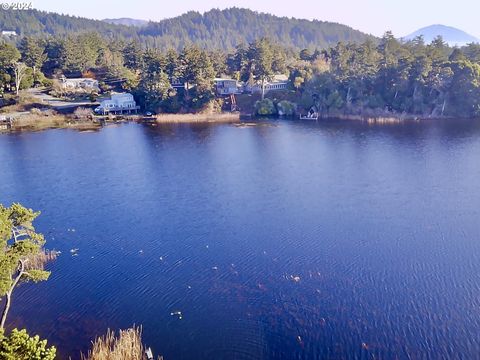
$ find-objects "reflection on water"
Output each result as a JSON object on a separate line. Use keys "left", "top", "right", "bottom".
{"left": 1, "top": 119, "right": 480, "bottom": 359}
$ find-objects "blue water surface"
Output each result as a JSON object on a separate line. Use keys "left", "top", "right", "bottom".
{"left": 1, "top": 119, "right": 480, "bottom": 359}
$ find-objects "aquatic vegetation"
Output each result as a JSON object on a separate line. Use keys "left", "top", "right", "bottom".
{"left": 81, "top": 326, "right": 162, "bottom": 360}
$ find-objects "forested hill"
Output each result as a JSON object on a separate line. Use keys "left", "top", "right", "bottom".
{"left": 0, "top": 7, "right": 374, "bottom": 50}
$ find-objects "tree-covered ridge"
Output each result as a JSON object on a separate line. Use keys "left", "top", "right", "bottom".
{"left": 136, "top": 8, "right": 374, "bottom": 50}
{"left": 0, "top": 9, "right": 138, "bottom": 39}
{"left": 0, "top": 7, "right": 374, "bottom": 50}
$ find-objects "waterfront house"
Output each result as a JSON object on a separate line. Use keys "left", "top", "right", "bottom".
{"left": 171, "top": 78, "right": 186, "bottom": 90}
{"left": 245, "top": 74, "right": 289, "bottom": 94}
{"left": 1, "top": 31, "right": 17, "bottom": 37}
{"left": 61, "top": 76, "right": 100, "bottom": 92}
{"left": 96, "top": 93, "right": 139, "bottom": 114}
{"left": 214, "top": 78, "right": 241, "bottom": 95}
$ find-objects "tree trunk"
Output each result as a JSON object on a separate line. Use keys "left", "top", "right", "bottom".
{"left": 184, "top": 82, "right": 190, "bottom": 101}
{"left": 0, "top": 292, "right": 12, "bottom": 330}
{"left": 0, "top": 260, "right": 25, "bottom": 331}
{"left": 33, "top": 66, "right": 37, "bottom": 86}
{"left": 261, "top": 78, "right": 265, "bottom": 100}
{"left": 14, "top": 64, "right": 23, "bottom": 96}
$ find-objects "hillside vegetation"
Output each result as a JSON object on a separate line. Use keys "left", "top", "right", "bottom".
{"left": 0, "top": 7, "right": 373, "bottom": 50}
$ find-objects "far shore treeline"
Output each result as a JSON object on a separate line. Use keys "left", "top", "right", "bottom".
{"left": 1, "top": 30, "right": 480, "bottom": 118}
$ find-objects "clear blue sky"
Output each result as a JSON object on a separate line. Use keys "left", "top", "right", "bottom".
{"left": 34, "top": 0, "right": 480, "bottom": 38}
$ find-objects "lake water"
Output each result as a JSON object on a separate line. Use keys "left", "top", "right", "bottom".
{"left": 1, "top": 119, "right": 480, "bottom": 359}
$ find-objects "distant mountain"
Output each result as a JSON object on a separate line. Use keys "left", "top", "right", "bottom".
{"left": 404, "top": 25, "right": 479, "bottom": 46}
{"left": 102, "top": 18, "right": 148, "bottom": 27}
{"left": 0, "top": 7, "right": 374, "bottom": 50}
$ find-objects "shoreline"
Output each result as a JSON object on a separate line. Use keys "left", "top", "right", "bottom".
{"left": 0, "top": 114, "right": 101, "bottom": 133}
{"left": 1, "top": 112, "right": 477, "bottom": 134}
{"left": 247, "top": 111, "right": 474, "bottom": 124}
{"left": 317, "top": 113, "right": 480, "bottom": 124}
{"left": 153, "top": 112, "right": 241, "bottom": 124}
{"left": 318, "top": 113, "right": 421, "bottom": 124}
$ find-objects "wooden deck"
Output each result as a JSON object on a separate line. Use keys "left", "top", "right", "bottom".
{"left": 0, "top": 116, "right": 14, "bottom": 130}
{"left": 97, "top": 106, "right": 140, "bottom": 115}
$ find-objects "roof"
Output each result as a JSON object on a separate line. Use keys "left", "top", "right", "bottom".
{"left": 272, "top": 74, "right": 288, "bottom": 82}
{"left": 111, "top": 92, "right": 133, "bottom": 98}
{"left": 214, "top": 78, "right": 237, "bottom": 82}
{"left": 63, "top": 77, "right": 97, "bottom": 83}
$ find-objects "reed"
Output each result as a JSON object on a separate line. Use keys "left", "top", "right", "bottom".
{"left": 155, "top": 112, "right": 240, "bottom": 124}
{"left": 10, "top": 115, "right": 100, "bottom": 132}
{"left": 11, "top": 115, "right": 67, "bottom": 131}
{"left": 25, "top": 249, "right": 59, "bottom": 270}
{"left": 81, "top": 326, "right": 162, "bottom": 360}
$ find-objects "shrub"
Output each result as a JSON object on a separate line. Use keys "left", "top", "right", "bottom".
{"left": 73, "top": 107, "right": 93, "bottom": 120}
{"left": 89, "top": 92, "right": 98, "bottom": 103}
{"left": 0, "top": 329, "right": 56, "bottom": 360}
{"left": 254, "top": 98, "right": 277, "bottom": 116}
{"left": 276, "top": 100, "right": 297, "bottom": 116}
{"left": 199, "top": 98, "right": 224, "bottom": 114}
{"left": 30, "top": 108, "right": 43, "bottom": 116}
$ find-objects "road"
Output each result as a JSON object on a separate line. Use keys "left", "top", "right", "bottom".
{"left": 26, "top": 88, "right": 99, "bottom": 112}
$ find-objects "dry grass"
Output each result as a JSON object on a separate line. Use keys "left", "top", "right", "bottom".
{"left": 9, "top": 114, "right": 100, "bottom": 132}
{"left": 0, "top": 94, "right": 43, "bottom": 114}
{"left": 155, "top": 112, "right": 240, "bottom": 124}
{"left": 11, "top": 114, "right": 67, "bottom": 131}
{"left": 25, "top": 249, "right": 59, "bottom": 271}
{"left": 81, "top": 327, "right": 162, "bottom": 360}
{"left": 322, "top": 108, "right": 424, "bottom": 123}
{"left": 364, "top": 116, "right": 416, "bottom": 124}
{"left": 73, "top": 107, "right": 94, "bottom": 120}
{"left": 68, "top": 121, "right": 101, "bottom": 131}
{"left": 324, "top": 113, "right": 421, "bottom": 124}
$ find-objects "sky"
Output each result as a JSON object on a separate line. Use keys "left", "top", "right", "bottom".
{"left": 33, "top": 0, "right": 480, "bottom": 38}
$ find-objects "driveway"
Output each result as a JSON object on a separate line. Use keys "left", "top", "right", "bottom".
{"left": 26, "top": 88, "right": 99, "bottom": 112}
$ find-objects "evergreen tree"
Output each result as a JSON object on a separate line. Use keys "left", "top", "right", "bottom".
{"left": 248, "top": 38, "right": 275, "bottom": 99}
{"left": 0, "top": 43, "right": 21, "bottom": 94}
{"left": 0, "top": 203, "right": 56, "bottom": 330}
{"left": 18, "top": 37, "right": 46, "bottom": 83}
{"left": 0, "top": 329, "right": 56, "bottom": 360}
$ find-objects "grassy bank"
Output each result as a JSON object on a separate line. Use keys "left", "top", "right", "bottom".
{"left": 154, "top": 112, "right": 240, "bottom": 124}
{"left": 2, "top": 114, "right": 100, "bottom": 132}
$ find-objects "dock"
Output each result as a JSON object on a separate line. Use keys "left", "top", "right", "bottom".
{"left": 0, "top": 116, "right": 14, "bottom": 130}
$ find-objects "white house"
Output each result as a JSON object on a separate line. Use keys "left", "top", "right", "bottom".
{"left": 1, "top": 31, "right": 17, "bottom": 37}
{"left": 214, "top": 78, "right": 241, "bottom": 95}
{"left": 171, "top": 78, "right": 185, "bottom": 90}
{"left": 96, "top": 93, "right": 139, "bottom": 114}
{"left": 61, "top": 76, "right": 100, "bottom": 92}
{"left": 245, "top": 74, "right": 289, "bottom": 94}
